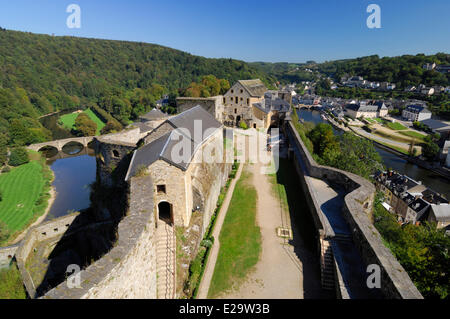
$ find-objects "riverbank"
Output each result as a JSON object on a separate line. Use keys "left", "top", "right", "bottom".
{"left": 0, "top": 154, "right": 56, "bottom": 247}
{"left": 9, "top": 186, "right": 56, "bottom": 245}
{"left": 320, "top": 111, "right": 450, "bottom": 182}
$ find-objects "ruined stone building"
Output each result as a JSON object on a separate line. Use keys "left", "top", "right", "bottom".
{"left": 176, "top": 79, "right": 291, "bottom": 130}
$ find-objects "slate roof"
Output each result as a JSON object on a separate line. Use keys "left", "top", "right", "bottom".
{"left": 430, "top": 204, "right": 450, "bottom": 222}
{"left": 346, "top": 103, "right": 379, "bottom": 113}
{"left": 125, "top": 105, "right": 222, "bottom": 180}
{"left": 420, "top": 119, "right": 450, "bottom": 131}
{"left": 140, "top": 108, "right": 169, "bottom": 121}
{"left": 238, "top": 79, "right": 267, "bottom": 97}
{"left": 405, "top": 105, "right": 431, "bottom": 114}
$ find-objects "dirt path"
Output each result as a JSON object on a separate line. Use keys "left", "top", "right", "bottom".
{"left": 218, "top": 130, "right": 311, "bottom": 299}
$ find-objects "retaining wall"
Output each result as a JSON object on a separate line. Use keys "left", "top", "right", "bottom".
{"left": 42, "top": 176, "right": 157, "bottom": 299}
{"left": 0, "top": 244, "right": 20, "bottom": 269}
{"left": 285, "top": 119, "right": 423, "bottom": 299}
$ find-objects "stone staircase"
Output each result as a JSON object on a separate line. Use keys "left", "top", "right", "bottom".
{"left": 320, "top": 239, "right": 335, "bottom": 290}
{"left": 156, "top": 222, "right": 176, "bottom": 299}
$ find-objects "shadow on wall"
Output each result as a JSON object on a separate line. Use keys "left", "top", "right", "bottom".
{"left": 33, "top": 183, "right": 129, "bottom": 298}
{"left": 273, "top": 158, "right": 335, "bottom": 299}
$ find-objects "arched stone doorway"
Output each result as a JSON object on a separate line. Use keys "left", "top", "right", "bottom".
{"left": 158, "top": 201, "right": 173, "bottom": 225}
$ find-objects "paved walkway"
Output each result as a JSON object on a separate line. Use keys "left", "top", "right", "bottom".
{"left": 196, "top": 162, "right": 244, "bottom": 299}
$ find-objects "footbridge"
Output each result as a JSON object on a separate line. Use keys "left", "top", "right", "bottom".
{"left": 283, "top": 117, "right": 423, "bottom": 299}
{"left": 27, "top": 136, "right": 95, "bottom": 152}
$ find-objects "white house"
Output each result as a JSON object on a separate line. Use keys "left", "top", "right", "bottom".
{"left": 402, "top": 105, "right": 432, "bottom": 122}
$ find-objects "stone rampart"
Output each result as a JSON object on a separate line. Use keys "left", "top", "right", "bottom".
{"left": 42, "top": 176, "right": 157, "bottom": 299}
{"left": 0, "top": 244, "right": 20, "bottom": 269}
{"left": 285, "top": 120, "right": 423, "bottom": 299}
{"left": 15, "top": 213, "right": 82, "bottom": 297}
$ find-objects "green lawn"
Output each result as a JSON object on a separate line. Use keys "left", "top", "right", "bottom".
{"left": 373, "top": 118, "right": 383, "bottom": 123}
{"left": 0, "top": 264, "right": 27, "bottom": 299}
{"left": 399, "top": 131, "right": 427, "bottom": 141}
{"left": 59, "top": 109, "right": 105, "bottom": 135}
{"left": 0, "top": 158, "right": 52, "bottom": 240}
{"left": 385, "top": 122, "right": 407, "bottom": 131}
{"left": 208, "top": 167, "right": 261, "bottom": 298}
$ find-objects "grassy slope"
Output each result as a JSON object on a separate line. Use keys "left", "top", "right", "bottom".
{"left": 0, "top": 265, "right": 27, "bottom": 299}
{"left": 208, "top": 167, "right": 261, "bottom": 298}
{"left": 399, "top": 130, "right": 427, "bottom": 140}
{"left": 385, "top": 122, "right": 407, "bottom": 131}
{"left": 59, "top": 109, "right": 105, "bottom": 135}
{"left": 0, "top": 161, "right": 44, "bottom": 232}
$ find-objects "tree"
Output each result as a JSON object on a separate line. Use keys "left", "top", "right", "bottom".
{"left": 422, "top": 135, "right": 440, "bottom": 161}
{"left": 8, "top": 147, "right": 29, "bottom": 166}
{"left": 307, "top": 123, "right": 339, "bottom": 157}
{"left": 73, "top": 113, "right": 97, "bottom": 137}
{"left": 100, "top": 120, "right": 122, "bottom": 135}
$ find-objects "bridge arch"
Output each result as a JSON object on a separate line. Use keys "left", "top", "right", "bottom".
{"left": 61, "top": 141, "right": 84, "bottom": 155}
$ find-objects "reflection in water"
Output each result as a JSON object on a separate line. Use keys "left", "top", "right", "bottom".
{"left": 296, "top": 109, "right": 450, "bottom": 199}
{"left": 44, "top": 148, "right": 97, "bottom": 221}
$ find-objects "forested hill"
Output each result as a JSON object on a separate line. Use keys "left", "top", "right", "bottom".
{"left": 0, "top": 29, "right": 274, "bottom": 149}
{"left": 317, "top": 54, "right": 450, "bottom": 87}
{"left": 252, "top": 54, "right": 450, "bottom": 88}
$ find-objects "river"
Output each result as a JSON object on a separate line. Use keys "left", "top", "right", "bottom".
{"left": 38, "top": 130, "right": 97, "bottom": 223}
{"left": 296, "top": 109, "right": 450, "bottom": 199}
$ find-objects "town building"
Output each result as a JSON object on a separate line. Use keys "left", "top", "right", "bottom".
{"left": 436, "top": 65, "right": 450, "bottom": 74}
{"left": 423, "top": 62, "right": 436, "bottom": 70}
{"left": 402, "top": 105, "right": 432, "bottom": 122}
{"left": 375, "top": 171, "right": 449, "bottom": 226}
{"left": 176, "top": 79, "right": 290, "bottom": 130}
{"left": 344, "top": 101, "right": 388, "bottom": 119}
{"left": 222, "top": 79, "right": 267, "bottom": 127}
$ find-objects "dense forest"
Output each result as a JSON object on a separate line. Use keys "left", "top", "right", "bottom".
{"left": 252, "top": 54, "right": 450, "bottom": 88}
{"left": 317, "top": 54, "right": 450, "bottom": 88}
{"left": 0, "top": 29, "right": 275, "bottom": 155}
{"left": 250, "top": 62, "right": 317, "bottom": 84}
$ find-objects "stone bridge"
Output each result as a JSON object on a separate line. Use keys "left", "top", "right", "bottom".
{"left": 27, "top": 136, "right": 95, "bottom": 152}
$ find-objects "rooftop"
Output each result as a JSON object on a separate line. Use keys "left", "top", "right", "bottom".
{"left": 125, "top": 105, "right": 222, "bottom": 180}
{"left": 238, "top": 79, "right": 267, "bottom": 97}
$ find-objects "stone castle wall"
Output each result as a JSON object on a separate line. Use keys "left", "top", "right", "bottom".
{"left": 0, "top": 244, "right": 20, "bottom": 269}
{"left": 15, "top": 213, "right": 82, "bottom": 298}
{"left": 177, "top": 96, "right": 224, "bottom": 123}
{"left": 95, "top": 140, "right": 135, "bottom": 188}
{"left": 285, "top": 120, "right": 423, "bottom": 299}
{"left": 42, "top": 176, "right": 157, "bottom": 299}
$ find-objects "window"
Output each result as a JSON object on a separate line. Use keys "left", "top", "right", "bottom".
{"left": 112, "top": 150, "right": 120, "bottom": 158}
{"left": 240, "top": 89, "right": 243, "bottom": 93}
{"left": 235, "top": 97, "right": 238, "bottom": 103}
{"left": 247, "top": 98, "right": 250, "bottom": 105}
{"left": 223, "top": 97, "right": 226, "bottom": 104}
{"left": 240, "top": 97, "right": 243, "bottom": 101}
{"left": 234, "top": 108, "right": 237, "bottom": 114}
{"left": 157, "top": 185, "right": 166, "bottom": 194}
{"left": 231, "top": 89, "right": 234, "bottom": 94}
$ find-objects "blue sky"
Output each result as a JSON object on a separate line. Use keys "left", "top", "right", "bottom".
{"left": 0, "top": 0, "right": 449, "bottom": 62}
